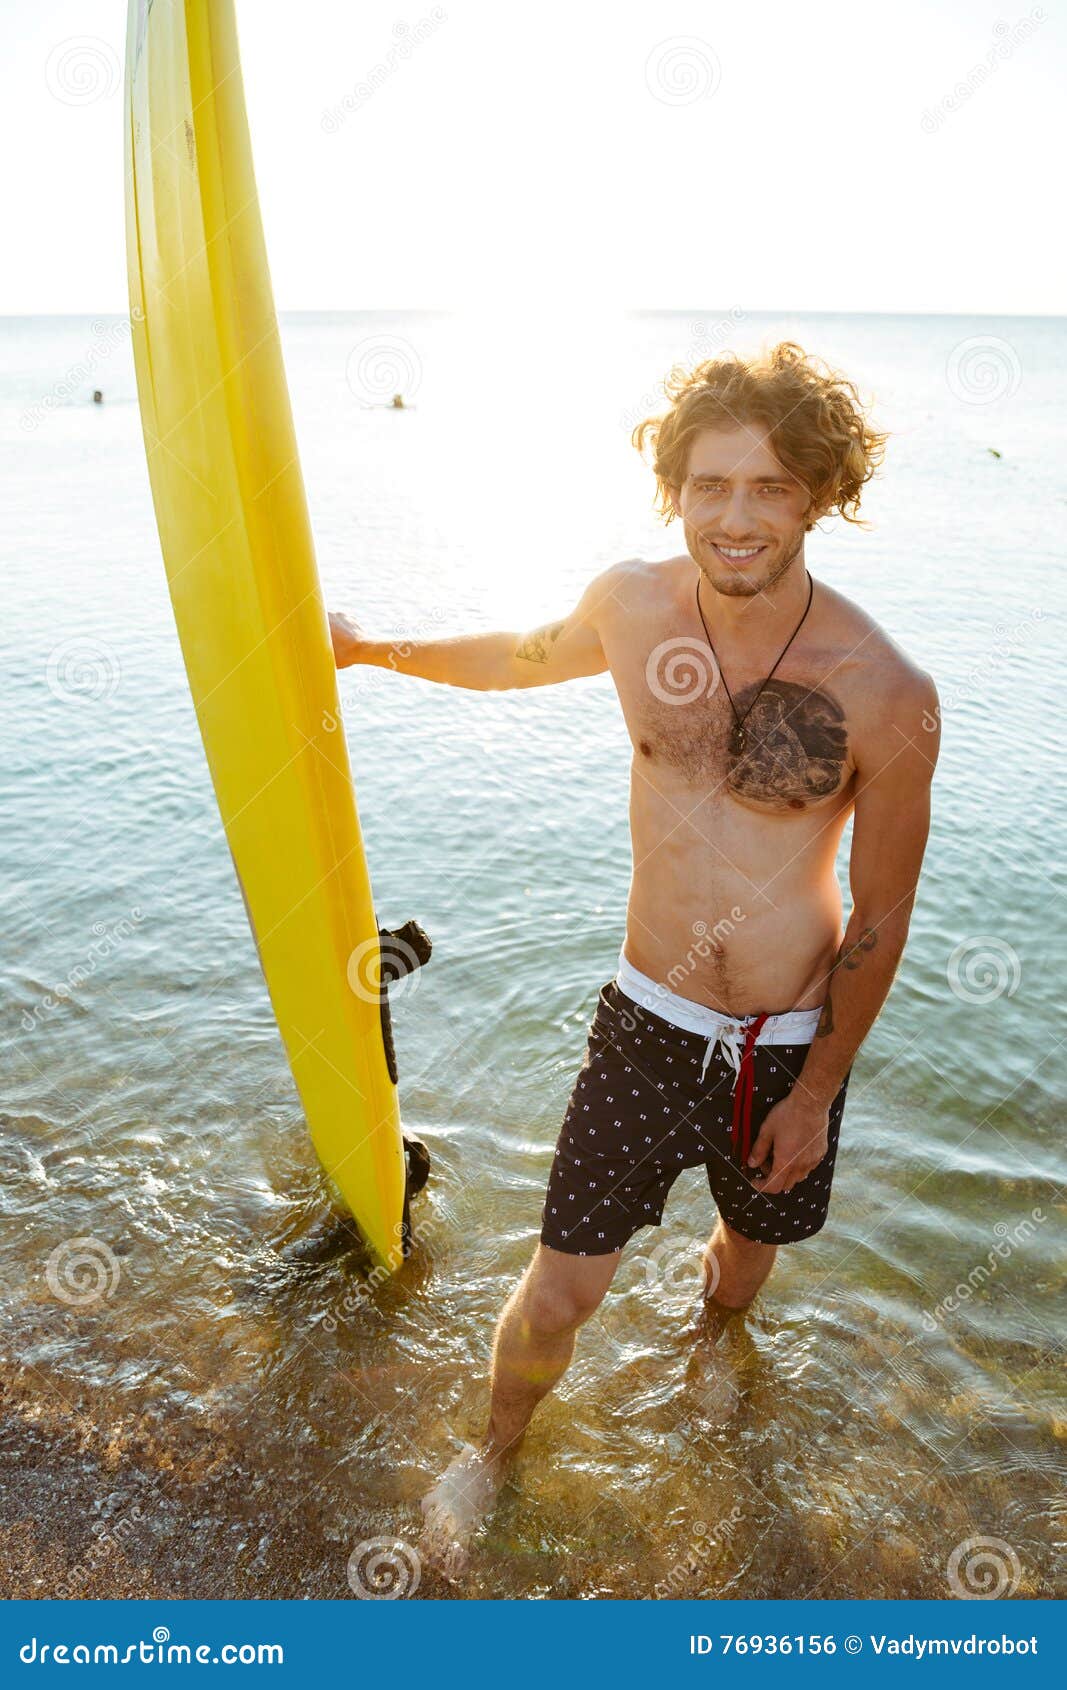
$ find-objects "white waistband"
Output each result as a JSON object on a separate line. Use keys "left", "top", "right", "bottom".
{"left": 615, "top": 948, "right": 822, "bottom": 1079}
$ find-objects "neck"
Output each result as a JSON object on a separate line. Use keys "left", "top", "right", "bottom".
{"left": 695, "top": 551, "right": 811, "bottom": 644}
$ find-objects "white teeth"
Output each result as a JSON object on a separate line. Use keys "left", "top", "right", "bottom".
{"left": 716, "top": 545, "right": 763, "bottom": 558}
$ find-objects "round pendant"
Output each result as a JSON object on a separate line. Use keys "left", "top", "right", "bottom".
{"left": 731, "top": 724, "right": 746, "bottom": 756}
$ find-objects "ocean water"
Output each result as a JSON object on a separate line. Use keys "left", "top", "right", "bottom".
{"left": 0, "top": 309, "right": 1064, "bottom": 1600}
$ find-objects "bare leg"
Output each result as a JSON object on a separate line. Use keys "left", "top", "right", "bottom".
{"left": 420, "top": 1244, "right": 618, "bottom": 1576}
{"left": 702, "top": 1218, "right": 777, "bottom": 1313}
{"left": 686, "top": 1221, "right": 776, "bottom": 1424}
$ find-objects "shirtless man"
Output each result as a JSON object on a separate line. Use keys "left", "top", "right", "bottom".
{"left": 329, "top": 341, "right": 940, "bottom": 1573}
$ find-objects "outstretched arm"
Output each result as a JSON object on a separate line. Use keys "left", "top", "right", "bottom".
{"left": 329, "top": 567, "right": 617, "bottom": 691}
{"left": 748, "top": 667, "right": 941, "bottom": 1194}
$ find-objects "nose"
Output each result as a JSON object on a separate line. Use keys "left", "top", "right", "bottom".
{"left": 717, "top": 491, "right": 755, "bottom": 539}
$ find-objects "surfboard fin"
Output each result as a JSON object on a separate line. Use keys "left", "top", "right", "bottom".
{"left": 376, "top": 918, "right": 432, "bottom": 1086}
{"left": 377, "top": 918, "right": 433, "bottom": 1257}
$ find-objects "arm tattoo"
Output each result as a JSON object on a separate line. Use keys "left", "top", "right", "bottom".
{"left": 816, "top": 926, "right": 878, "bottom": 1037}
{"left": 515, "top": 620, "right": 564, "bottom": 664}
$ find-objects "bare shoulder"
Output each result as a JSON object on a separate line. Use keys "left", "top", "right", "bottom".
{"left": 821, "top": 580, "right": 937, "bottom": 704}
{"left": 820, "top": 581, "right": 940, "bottom": 770}
{"left": 579, "top": 555, "right": 685, "bottom": 628}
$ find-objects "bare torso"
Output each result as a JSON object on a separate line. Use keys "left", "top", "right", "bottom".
{"left": 597, "top": 556, "right": 902, "bottom": 1016}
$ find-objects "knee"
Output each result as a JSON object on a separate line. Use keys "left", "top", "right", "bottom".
{"left": 522, "top": 1279, "right": 604, "bottom": 1338}
{"left": 718, "top": 1222, "right": 775, "bottom": 1256}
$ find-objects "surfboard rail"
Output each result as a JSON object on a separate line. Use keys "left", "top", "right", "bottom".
{"left": 124, "top": 0, "right": 407, "bottom": 1271}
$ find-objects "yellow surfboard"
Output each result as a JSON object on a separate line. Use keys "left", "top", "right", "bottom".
{"left": 124, "top": 0, "right": 408, "bottom": 1271}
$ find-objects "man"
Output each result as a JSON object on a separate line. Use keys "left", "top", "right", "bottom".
{"left": 330, "top": 341, "right": 940, "bottom": 1574}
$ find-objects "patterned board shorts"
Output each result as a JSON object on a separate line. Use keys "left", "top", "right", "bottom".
{"left": 539, "top": 977, "right": 852, "bottom": 1255}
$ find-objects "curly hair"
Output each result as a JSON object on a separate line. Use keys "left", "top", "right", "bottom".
{"left": 631, "top": 341, "right": 888, "bottom": 529}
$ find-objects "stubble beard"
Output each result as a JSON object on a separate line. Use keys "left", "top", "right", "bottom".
{"left": 689, "top": 524, "right": 808, "bottom": 599}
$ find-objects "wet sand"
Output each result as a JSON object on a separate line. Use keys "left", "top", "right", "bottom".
{"left": 2, "top": 1301, "right": 1061, "bottom": 1603}
{"left": 0, "top": 1355, "right": 461, "bottom": 1601}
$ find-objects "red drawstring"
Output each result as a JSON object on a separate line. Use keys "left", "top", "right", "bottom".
{"left": 731, "top": 1012, "right": 770, "bottom": 1168}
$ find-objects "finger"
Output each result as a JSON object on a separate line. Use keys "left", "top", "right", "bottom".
{"left": 747, "top": 1130, "right": 773, "bottom": 1169}
{"left": 766, "top": 1162, "right": 804, "bottom": 1196}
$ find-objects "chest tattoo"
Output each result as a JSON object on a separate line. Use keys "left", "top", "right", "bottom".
{"left": 728, "top": 680, "right": 848, "bottom": 805}
{"left": 636, "top": 676, "right": 850, "bottom": 809}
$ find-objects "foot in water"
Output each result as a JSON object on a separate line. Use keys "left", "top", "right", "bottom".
{"left": 419, "top": 1443, "right": 505, "bottom": 1580}
{"left": 687, "top": 1263, "right": 743, "bottom": 1423}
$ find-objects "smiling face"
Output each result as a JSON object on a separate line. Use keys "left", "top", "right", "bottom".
{"left": 669, "top": 424, "right": 822, "bottom": 597}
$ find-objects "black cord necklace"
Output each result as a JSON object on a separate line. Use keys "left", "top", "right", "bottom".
{"left": 695, "top": 569, "right": 815, "bottom": 757}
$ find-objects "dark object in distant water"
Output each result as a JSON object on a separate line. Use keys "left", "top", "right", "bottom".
{"left": 987, "top": 447, "right": 1002, "bottom": 458}
{"left": 359, "top": 394, "right": 416, "bottom": 411}
{"left": 92, "top": 390, "right": 103, "bottom": 404}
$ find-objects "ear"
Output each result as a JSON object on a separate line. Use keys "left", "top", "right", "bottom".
{"left": 666, "top": 483, "right": 683, "bottom": 521}
{"left": 804, "top": 492, "right": 832, "bottom": 531}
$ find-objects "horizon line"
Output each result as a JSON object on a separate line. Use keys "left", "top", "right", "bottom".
{"left": 0, "top": 305, "right": 1064, "bottom": 323}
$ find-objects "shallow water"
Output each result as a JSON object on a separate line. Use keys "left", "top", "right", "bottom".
{"left": 1, "top": 309, "right": 1064, "bottom": 1599}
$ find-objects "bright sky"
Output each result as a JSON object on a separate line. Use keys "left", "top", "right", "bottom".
{"left": 1, "top": 0, "right": 1063, "bottom": 315}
